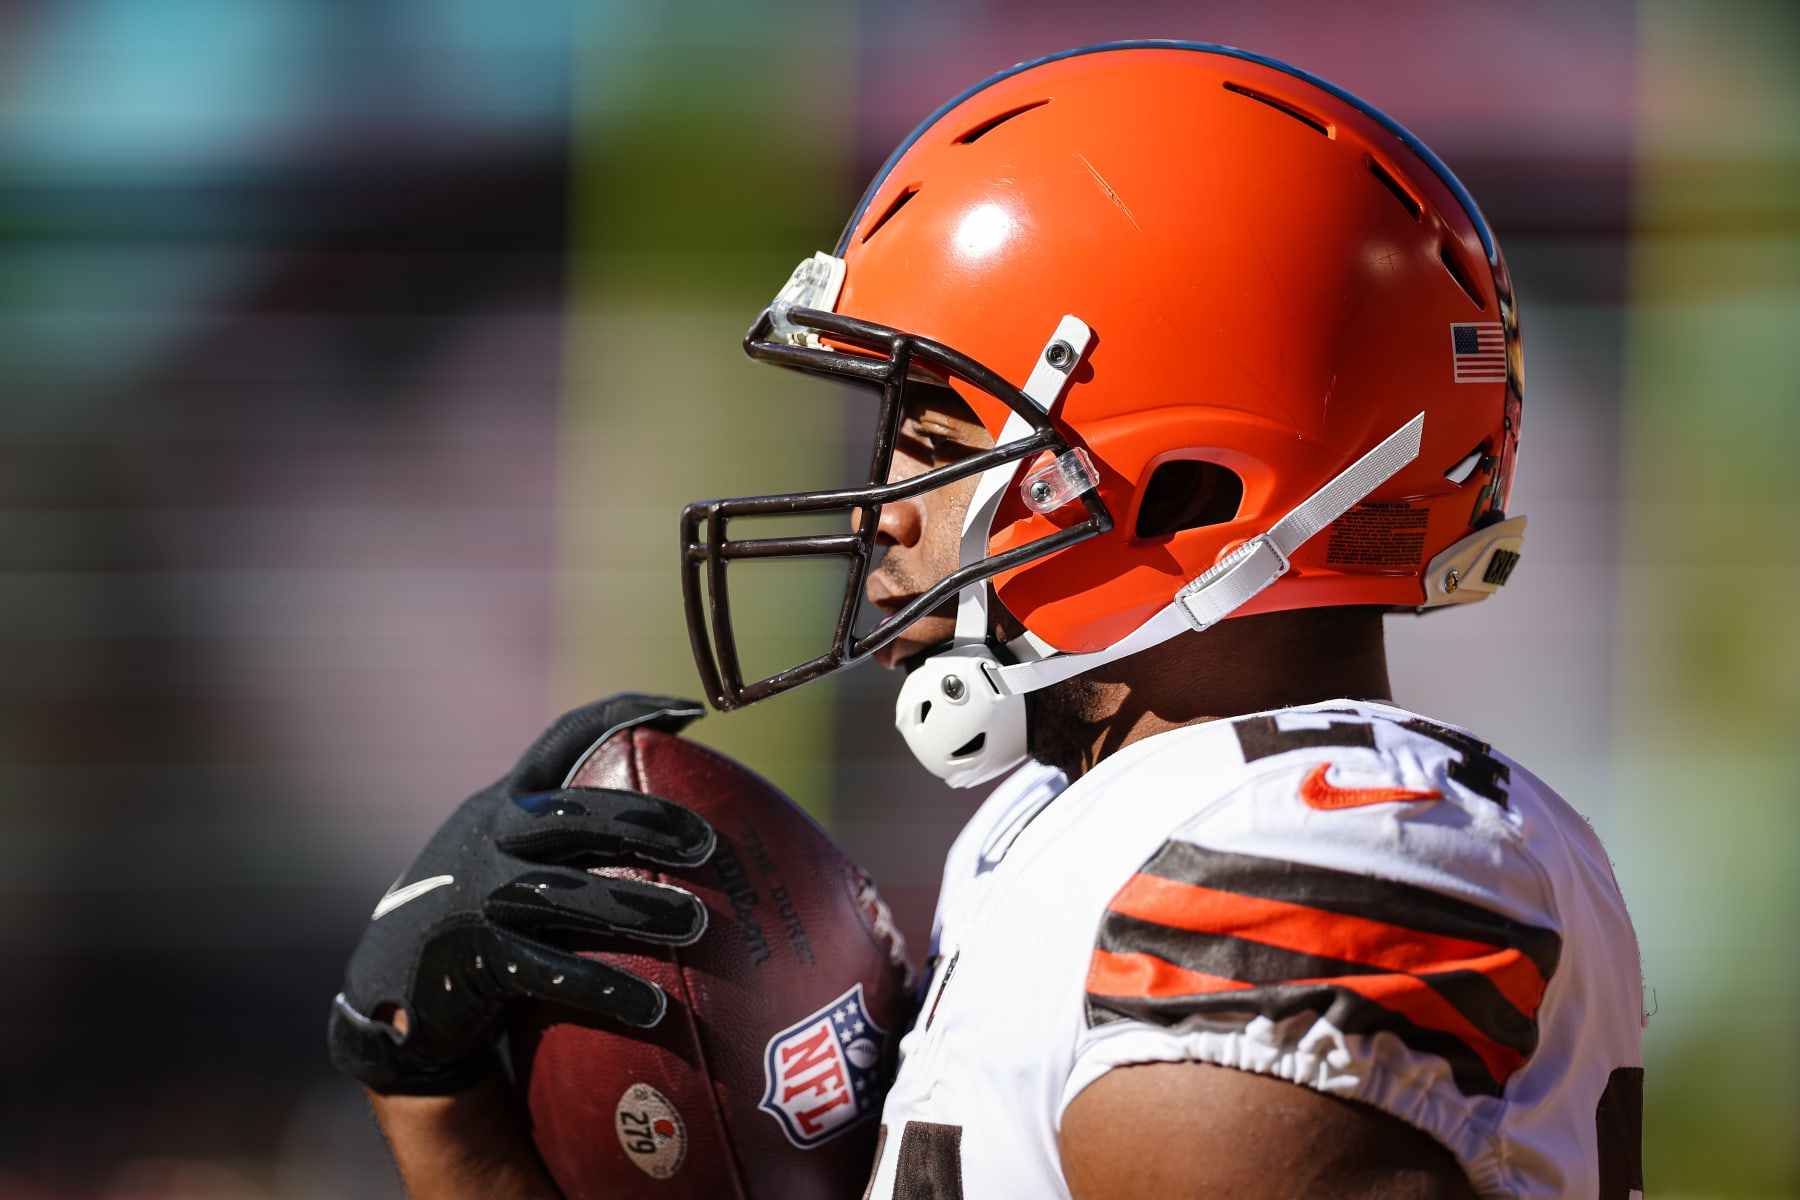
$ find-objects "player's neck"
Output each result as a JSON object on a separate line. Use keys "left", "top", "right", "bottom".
{"left": 1027, "top": 607, "right": 1393, "bottom": 780}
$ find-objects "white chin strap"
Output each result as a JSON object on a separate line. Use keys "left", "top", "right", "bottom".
{"left": 893, "top": 316, "right": 1091, "bottom": 788}
{"left": 893, "top": 315, "right": 1428, "bottom": 789}
{"left": 991, "top": 409, "right": 1425, "bottom": 697}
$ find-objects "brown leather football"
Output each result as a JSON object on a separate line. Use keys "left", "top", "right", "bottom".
{"left": 509, "top": 725, "right": 914, "bottom": 1199}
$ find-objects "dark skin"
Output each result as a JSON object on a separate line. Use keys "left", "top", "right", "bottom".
{"left": 369, "top": 1072, "right": 559, "bottom": 1200}
{"left": 1061, "top": 1063, "right": 1477, "bottom": 1200}
{"left": 1022, "top": 604, "right": 1393, "bottom": 780}
{"left": 873, "top": 385, "right": 1474, "bottom": 1199}
{"left": 368, "top": 383, "right": 1475, "bottom": 1198}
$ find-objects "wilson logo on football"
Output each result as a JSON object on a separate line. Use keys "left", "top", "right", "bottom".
{"left": 759, "top": 983, "right": 888, "bottom": 1148}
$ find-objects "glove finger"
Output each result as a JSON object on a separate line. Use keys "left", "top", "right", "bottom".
{"left": 497, "top": 788, "right": 715, "bottom": 867}
{"left": 510, "top": 694, "right": 705, "bottom": 793}
{"left": 494, "top": 932, "right": 669, "bottom": 1027}
{"left": 328, "top": 992, "right": 501, "bottom": 1094}
{"left": 486, "top": 869, "right": 708, "bottom": 946}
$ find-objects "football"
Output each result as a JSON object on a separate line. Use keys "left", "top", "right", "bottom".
{"left": 509, "top": 725, "right": 914, "bottom": 1200}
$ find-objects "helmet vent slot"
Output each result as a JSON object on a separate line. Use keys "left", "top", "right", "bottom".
{"left": 1445, "top": 447, "right": 1485, "bottom": 485}
{"left": 1367, "top": 157, "right": 1421, "bottom": 220}
{"left": 1222, "top": 82, "right": 1333, "bottom": 138}
{"left": 1135, "top": 460, "right": 1245, "bottom": 539}
{"left": 1439, "top": 242, "right": 1487, "bottom": 310}
{"left": 950, "top": 733, "right": 986, "bottom": 759}
{"left": 955, "top": 99, "right": 1050, "bottom": 144}
{"left": 861, "top": 184, "right": 921, "bottom": 243}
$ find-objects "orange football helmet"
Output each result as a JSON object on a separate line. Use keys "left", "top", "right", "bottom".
{"left": 683, "top": 42, "right": 1527, "bottom": 783}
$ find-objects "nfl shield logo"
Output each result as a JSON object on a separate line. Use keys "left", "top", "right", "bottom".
{"left": 758, "top": 983, "right": 889, "bottom": 1148}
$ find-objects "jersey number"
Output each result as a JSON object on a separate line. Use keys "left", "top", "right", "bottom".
{"left": 864, "top": 1121, "right": 964, "bottom": 1200}
{"left": 868, "top": 1071, "right": 1642, "bottom": 1197}
{"left": 1235, "top": 713, "right": 1511, "bottom": 805}
{"left": 1596, "top": 1066, "right": 1644, "bottom": 1198}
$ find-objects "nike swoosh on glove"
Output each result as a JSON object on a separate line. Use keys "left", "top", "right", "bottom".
{"left": 327, "top": 693, "right": 716, "bottom": 1095}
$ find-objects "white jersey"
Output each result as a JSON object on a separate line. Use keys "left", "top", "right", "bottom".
{"left": 859, "top": 700, "right": 1644, "bottom": 1199}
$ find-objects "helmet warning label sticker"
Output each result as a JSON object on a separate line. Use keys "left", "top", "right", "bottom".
{"left": 1326, "top": 504, "right": 1430, "bottom": 567}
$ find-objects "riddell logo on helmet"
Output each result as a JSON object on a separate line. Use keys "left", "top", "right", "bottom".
{"left": 759, "top": 983, "right": 889, "bottom": 1147}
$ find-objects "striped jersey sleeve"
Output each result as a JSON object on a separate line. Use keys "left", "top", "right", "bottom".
{"left": 1086, "top": 839, "right": 1561, "bottom": 1097}
{"left": 1055, "top": 706, "right": 1605, "bottom": 1197}
{"left": 1045, "top": 706, "right": 1638, "bottom": 1198}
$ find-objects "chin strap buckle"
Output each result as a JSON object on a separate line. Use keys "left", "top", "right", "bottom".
{"left": 893, "top": 645, "right": 1029, "bottom": 789}
{"left": 1172, "top": 534, "right": 1290, "bottom": 631}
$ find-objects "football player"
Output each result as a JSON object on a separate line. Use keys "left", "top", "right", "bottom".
{"left": 331, "top": 41, "right": 1645, "bottom": 1199}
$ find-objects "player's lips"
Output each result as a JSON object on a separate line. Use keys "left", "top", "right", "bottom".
{"left": 865, "top": 571, "right": 948, "bottom": 669}
{"left": 864, "top": 569, "right": 911, "bottom": 610}
{"left": 867, "top": 593, "right": 923, "bottom": 670}
{"left": 875, "top": 631, "right": 923, "bottom": 670}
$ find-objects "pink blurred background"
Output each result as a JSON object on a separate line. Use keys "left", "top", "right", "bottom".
{"left": 0, "top": 2, "right": 1793, "bottom": 1195}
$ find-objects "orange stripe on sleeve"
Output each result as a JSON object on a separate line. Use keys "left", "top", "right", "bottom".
{"left": 1323, "top": 971, "right": 1527, "bottom": 1084}
{"left": 1107, "top": 872, "right": 1548, "bottom": 1017}
{"left": 1086, "top": 948, "right": 1251, "bottom": 1002}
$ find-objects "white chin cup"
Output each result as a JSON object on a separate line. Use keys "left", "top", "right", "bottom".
{"left": 893, "top": 646, "right": 1028, "bottom": 789}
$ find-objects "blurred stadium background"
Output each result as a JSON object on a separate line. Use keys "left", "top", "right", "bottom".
{"left": 0, "top": 1, "right": 1793, "bottom": 1196}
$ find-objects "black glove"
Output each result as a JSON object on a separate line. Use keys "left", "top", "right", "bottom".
{"left": 328, "top": 693, "right": 716, "bottom": 1095}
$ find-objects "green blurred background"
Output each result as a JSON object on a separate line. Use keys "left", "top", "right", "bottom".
{"left": 0, "top": 1, "right": 1793, "bottom": 1196}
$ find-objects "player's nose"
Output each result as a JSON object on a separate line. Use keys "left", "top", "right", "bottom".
{"left": 872, "top": 497, "right": 922, "bottom": 549}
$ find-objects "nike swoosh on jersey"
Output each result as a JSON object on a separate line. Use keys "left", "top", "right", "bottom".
{"left": 372, "top": 873, "right": 454, "bottom": 919}
{"left": 1299, "top": 762, "right": 1442, "bottom": 810}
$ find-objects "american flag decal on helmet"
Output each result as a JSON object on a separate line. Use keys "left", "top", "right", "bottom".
{"left": 1085, "top": 841, "right": 1561, "bottom": 1097}
{"left": 1450, "top": 322, "right": 1507, "bottom": 383}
